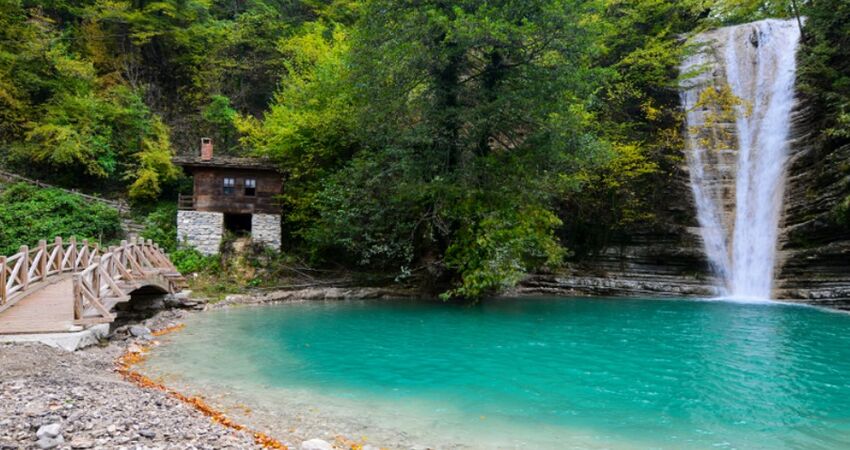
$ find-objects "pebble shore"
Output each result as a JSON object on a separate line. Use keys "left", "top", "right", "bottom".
{"left": 0, "top": 345, "right": 267, "bottom": 450}
{"left": 0, "top": 308, "right": 268, "bottom": 450}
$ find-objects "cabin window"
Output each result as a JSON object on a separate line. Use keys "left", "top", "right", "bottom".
{"left": 223, "top": 177, "right": 235, "bottom": 195}
{"left": 244, "top": 178, "right": 256, "bottom": 196}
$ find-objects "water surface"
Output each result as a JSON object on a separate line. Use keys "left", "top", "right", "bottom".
{"left": 142, "top": 298, "right": 850, "bottom": 449}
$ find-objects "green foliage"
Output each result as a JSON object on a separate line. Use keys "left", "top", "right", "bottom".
{"left": 557, "top": 0, "right": 705, "bottom": 254}
{"left": 1, "top": 0, "right": 845, "bottom": 299}
{"left": 0, "top": 1, "right": 179, "bottom": 198}
{"left": 799, "top": 0, "right": 850, "bottom": 147}
{"left": 832, "top": 195, "right": 850, "bottom": 227}
{"left": 286, "top": 0, "right": 612, "bottom": 296}
{"left": 202, "top": 95, "right": 238, "bottom": 150}
{"left": 705, "top": 0, "right": 794, "bottom": 24}
{"left": 0, "top": 183, "right": 122, "bottom": 255}
{"left": 561, "top": 143, "right": 659, "bottom": 255}
{"left": 237, "top": 21, "right": 358, "bottom": 238}
{"left": 140, "top": 202, "right": 178, "bottom": 252}
{"left": 170, "top": 248, "right": 221, "bottom": 274}
{"left": 443, "top": 206, "right": 565, "bottom": 298}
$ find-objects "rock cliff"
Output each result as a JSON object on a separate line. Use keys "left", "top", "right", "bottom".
{"left": 518, "top": 165, "right": 718, "bottom": 299}
{"left": 775, "top": 112, "right": 850, "bottom": 307}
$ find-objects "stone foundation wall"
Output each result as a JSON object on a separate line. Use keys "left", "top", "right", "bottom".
{"left": 177, "top": 211, "right": 223, "bottom": 255}
{"left": 252, "top": 213, "right": 281, "bottom": 250}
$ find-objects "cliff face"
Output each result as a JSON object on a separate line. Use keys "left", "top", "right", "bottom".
{"left": 775, "top": 122, "right": 850, "bottom": 307}
{"left": 518, "top": 165, "right": 718, "bottom": 299}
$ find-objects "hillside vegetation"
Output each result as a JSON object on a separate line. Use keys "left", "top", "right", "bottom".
{"left": 1, "top": 0, "right": 842, "bottom": 297}
{"left": 0, "top": 183, "right": 122, "bottom": 255}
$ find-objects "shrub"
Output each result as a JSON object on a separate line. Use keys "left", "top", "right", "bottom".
{"left": 0, "top": 183, "right": 122, "bottom": 255}
{"left": 832, "top": 194, "right": 850, "bottom": 227}
{"left": 170, "top": 248, "right": 220, "bottom": 274}
{"left": 140, "top": 202, "right": 178, "bottom": 252}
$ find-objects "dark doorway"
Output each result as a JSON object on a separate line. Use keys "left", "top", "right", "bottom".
{"left": 224, "top": 213, "right": 252, "bottom": 235}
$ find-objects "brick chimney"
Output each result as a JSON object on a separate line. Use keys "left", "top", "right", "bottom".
{"left": 200, "top": 137, "right": 213, "bottom": 160}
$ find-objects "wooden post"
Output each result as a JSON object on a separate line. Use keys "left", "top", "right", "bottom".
{"left": 0, "top": 256, "right": 6, "bottom": 305}
{"left": 38, "top": 240, "right": 47, "bottom": 281}
{"left": 19, "top": 245, "right": 28, "bottom": 290}
{"left": 92, "top": 255, "right": 101, "bottom": 300}
{"left": 72, "top": 273, "right": 82, "bottom": 320}
{"left": 69, "top": 237, "right": 77, "bottom": 272}
{"left": 55, "top": 237, "right": 63, "bottom": 273}
{"left": 81, "top": 239, "right": 89, "bottom": 269}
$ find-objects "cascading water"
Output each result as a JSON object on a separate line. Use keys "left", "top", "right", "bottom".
{"left": 681, "top": 19, "right": 802, "bottom": 299}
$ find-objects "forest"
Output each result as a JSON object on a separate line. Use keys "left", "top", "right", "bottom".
{"left": 0, "top": 0, "right": 847, "bottom": 297}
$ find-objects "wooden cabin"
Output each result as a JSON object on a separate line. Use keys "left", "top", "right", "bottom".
{"left": 173, "top": 139, "right": 282, "bottom": 255}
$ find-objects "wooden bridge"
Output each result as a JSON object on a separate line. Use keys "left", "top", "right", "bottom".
{"left": 0, "top": 237, "right": 185, "bottom": 334}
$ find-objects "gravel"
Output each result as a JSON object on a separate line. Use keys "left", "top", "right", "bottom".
{"left": 0, "top": 312, "right": 267, "bottom": 450}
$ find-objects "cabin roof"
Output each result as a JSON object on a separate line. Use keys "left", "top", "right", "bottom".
{"left": 173, "top": 154, "right": 279, "bottom": 171}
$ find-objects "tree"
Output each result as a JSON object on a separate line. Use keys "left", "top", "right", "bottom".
{"left": 237, "top": 21, "right": 359, "bottom": 247}
{"left": 297, "top": 0, "right": 608, "bottom": 296}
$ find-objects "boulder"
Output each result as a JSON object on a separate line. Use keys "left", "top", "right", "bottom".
{"left": 36, "top": 423, "right": 61, "bottom": 439}
{"left": 129, "top": 326, "right": 151, "bottom": 337}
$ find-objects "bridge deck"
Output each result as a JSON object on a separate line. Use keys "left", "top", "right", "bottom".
{"left": 0, "top": 275, "right": 76, "bottom": 334}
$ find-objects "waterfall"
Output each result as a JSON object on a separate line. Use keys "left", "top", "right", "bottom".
{"left": 681, "top": 19, "right": 802, "bottom": 299}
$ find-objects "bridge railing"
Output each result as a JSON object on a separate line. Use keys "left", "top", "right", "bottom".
{"left": 73, "top": 238, "right": 183, "bottom": 324}
{"left": 0, "top": 237, "right": 98, "bottom": 310}
{"left": 1, "top": 237, "right": 183, "bottom": 322}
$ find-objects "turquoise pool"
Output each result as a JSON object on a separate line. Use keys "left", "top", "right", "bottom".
{"left": 141, "top": 298, "right": 850, "bottom": 449}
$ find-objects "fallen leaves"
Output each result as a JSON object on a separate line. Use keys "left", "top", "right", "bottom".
{"left": 115, "top": 324, "right": 287, "bottom": 450}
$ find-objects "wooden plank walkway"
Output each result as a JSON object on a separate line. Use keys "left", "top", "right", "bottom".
{"left": 0, "top": 275, "right": 77, "bottom": 334}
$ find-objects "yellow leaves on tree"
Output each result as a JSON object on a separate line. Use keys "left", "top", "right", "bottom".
{"left": 690, "top": 83, "right": 751, "bottom": 151}
{"left": 129, "top": 117, "right": 180, "bottom": 200}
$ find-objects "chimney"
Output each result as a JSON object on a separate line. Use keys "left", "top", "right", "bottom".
{"left": 200, "top": 138, "right": 213, "bottom": 161}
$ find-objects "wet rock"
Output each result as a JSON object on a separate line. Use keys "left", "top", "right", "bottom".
{"left": 217, "top": 287, "right": 417, "bottom": 307}
{"left": 129, "top": 326, "right": 151, "bottom": 338}
{"left": 36, "top": 423, "right": 61, "bottom": 439}
{"left": 776, "top": 138, "right": 850, "bottom": 307}
{"left": 301, "top": 439, "right": 333, "bottom": 450}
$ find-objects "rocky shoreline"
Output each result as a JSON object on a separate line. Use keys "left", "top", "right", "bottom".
{"left": 0, "top": 311, "right": 266, "bottom": 449}
{"left": 0, "top": 304, "right": 363, "bottom": 450}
